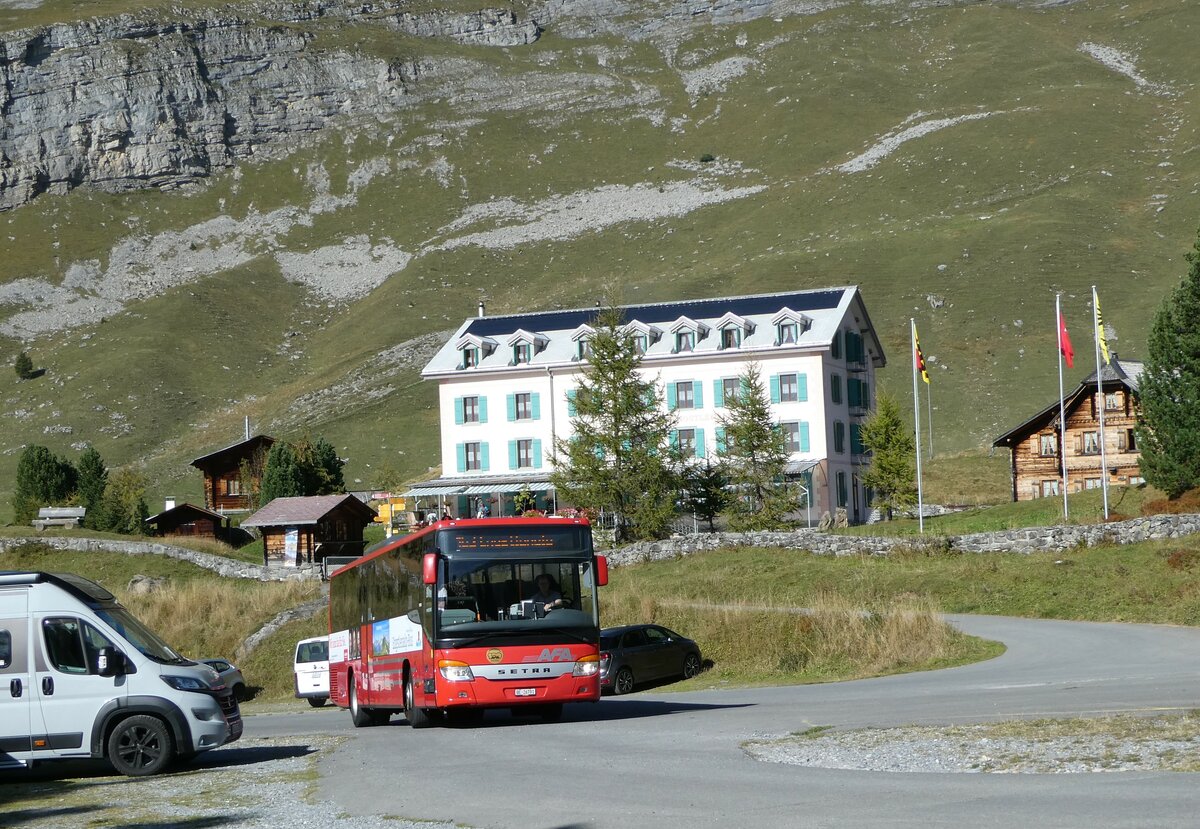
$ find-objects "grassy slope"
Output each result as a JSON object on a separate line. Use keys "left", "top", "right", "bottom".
{"left": 2, "top": 1, "right": 1199, "bottom": 518}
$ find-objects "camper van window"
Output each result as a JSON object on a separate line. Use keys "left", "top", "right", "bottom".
{"left": 0, "top": 631, "right": 10, "bottom": 669}
{"left": 43, "top": 618, "right": 88, "bottom": 674}
{"left": 95, "top": 607, "right": 185, "bottom": 664}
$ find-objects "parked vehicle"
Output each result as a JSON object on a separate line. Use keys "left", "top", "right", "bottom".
{"left": 599, "top": 624, "right": 702, "bottom": 695}
{"left": 0, "top": 571, "right": 242, "bottom": 776}
{"left": 199, "top": 658, "right": 247, "bottom": 701}
{"left": 294, "top": 636, "right": 329, "bottom": 707}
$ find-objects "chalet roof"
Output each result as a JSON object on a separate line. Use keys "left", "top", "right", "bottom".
{"left": 240, "top": 494, "right": 376, "bottom": 527}
{"left": 423, "top": 287, "right": 886, "bottom": 376}
{"left": 190, "top": 435, "right": 275, "bottom": 472}
{"left": 145, "top": 502, "right": 227, "bottom": 525}
{"left": 993, "top": 357, "right": 1142, "bottom": 448}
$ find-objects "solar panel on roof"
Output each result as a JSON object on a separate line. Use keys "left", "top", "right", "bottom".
{"left": 463, "top": 289, "right": 845, "bottom": 338}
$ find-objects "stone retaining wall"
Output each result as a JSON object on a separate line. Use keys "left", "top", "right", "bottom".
{"left": 0, "top": 536, "right": 322, "bottom": 582}
{"left": 607, "top": 513, "right": 1200, "bottom": 567}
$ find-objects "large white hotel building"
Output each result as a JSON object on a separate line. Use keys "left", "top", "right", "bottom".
{"left": 410, "top": 287, "right": 886, "bottom": 525}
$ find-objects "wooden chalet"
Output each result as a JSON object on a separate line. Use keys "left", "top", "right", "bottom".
{"left": 993, "top": 357, "right": 1144, "bottom": 502}
{"left": 190, "top": 435, "right": 275, "bottom": 512}
{"left": 240, "top": 494, "right": 376, "bottom": 567}
{"left": 145, "top": 502, "right": 228, "bottom": 540}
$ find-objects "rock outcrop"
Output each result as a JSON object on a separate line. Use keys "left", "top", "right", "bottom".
{"left": 0, "top": 1, "right": 540, "bottom": 210}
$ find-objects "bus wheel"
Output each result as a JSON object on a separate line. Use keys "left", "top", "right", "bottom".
{"left": 348, "top": 675, "right": 375, "bottom": 728}
{"left": 404, "top": 676, "right": 435, "bottom": 729}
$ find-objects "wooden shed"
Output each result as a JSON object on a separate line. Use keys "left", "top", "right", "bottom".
{"left": 190, "top": 435, "right": 275, "bottom": 512}
{"left": 240, "top": 494, "right": 376, "bottom": 566}
{"left": 994, "top": 358, "right": 1144, "bottom": 502}
{"left": 145, "top": 503, "right": 228, "bottom": 540}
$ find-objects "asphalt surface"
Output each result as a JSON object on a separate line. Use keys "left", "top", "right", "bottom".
{"left": 248, "top": 615, "right": 1200, "bottom": 828}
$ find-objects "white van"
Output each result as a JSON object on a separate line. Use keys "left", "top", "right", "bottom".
{"left": 0, "top": 571, "right": 242, "bottom": 776}
{"left": 293, "top": 635, "right": 329, "bottom": 707}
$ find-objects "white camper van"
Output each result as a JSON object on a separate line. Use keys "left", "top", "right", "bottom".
{"left": 0, "top": 571, "right": 242, "bottom": 776}
{"left": 293, "top": 635, "right": 329, "bottom": 707}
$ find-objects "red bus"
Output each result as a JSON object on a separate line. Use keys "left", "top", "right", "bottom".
{"left": 327, "top": 516, "right": 608, "bottom": 727}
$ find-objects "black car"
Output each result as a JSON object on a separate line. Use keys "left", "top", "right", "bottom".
{"left": 600, "top": 624, "right": 702, "bottom": 695}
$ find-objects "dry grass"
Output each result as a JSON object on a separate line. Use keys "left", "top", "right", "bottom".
{"left": 603, "top": 584, "right": 982, "bottom": 686}
{"left": 115, "top": 579, "right": 320, "bottom": 661}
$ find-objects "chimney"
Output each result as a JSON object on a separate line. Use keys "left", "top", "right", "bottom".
{"left": 478, "top": 301, "right": 486, "bottom": 318}
{"left": 164, "top": 497, "right": 176, "bottom": 511}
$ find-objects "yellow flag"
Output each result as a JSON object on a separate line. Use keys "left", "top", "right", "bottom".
{"left": 1094, "top": 288, "right": 1110, "bottom": 364}
{"left": 914, "top": 324, "right": 930, "bottom": 384}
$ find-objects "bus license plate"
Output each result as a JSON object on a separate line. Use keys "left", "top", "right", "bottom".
{"left": 515, "top": 688, "right": 536, "bottom": 697}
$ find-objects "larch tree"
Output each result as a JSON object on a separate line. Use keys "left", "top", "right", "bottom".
{"left": 859, "top": 392, "right": 917, "bottom": 520}
{"left": 719, "top": 362, "right": 792, "bottom": 530}
{"left": 551, "top": 307, "right": 679, "bottom": 543}
{"left": 1136, "top": 227, "right": 1200, "bottom": 498}
{"left": 76, "top": 445, "right": 109, "bottom": 528}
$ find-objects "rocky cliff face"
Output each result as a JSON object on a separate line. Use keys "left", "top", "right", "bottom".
{"left": 0, "top": 1, "right": 542, "bottom": 210}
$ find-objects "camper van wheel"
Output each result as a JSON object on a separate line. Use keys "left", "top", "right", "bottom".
{"left": 307, "top": 696, "right": 328, "bottom": 708}
{"left": 107, "top": 715, "right": 174, "bottom": 776}
{"left": 348, "top": 676, "right": 374, "bottom": 728}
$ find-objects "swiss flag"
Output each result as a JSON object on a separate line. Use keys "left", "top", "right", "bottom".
{"left": 1058, "top": 311, "right": 1074, "bottom": 369}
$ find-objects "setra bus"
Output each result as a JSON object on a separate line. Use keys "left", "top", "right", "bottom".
{"left": 327, "top": 516, "right": 608, "bottom": 727}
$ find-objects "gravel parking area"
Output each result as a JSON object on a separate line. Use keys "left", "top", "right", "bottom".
{"left": 745, "top": 716, "right": 1200, "bottom": 774}
{"left": 2, "top": 735, "right": 457, "bottom": 829}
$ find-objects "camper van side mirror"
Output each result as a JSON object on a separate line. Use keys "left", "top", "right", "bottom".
{"left": 96, "top": 647, "right": 126, "bottom": 677}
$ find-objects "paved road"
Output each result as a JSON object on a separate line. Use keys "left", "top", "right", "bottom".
{"left": 249, "top": 615, "right": 1200, "bottom": 828}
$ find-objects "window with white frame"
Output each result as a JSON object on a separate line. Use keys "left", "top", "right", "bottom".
{"left": 1082, "top": 431, "right": 1100, "bottom": 455}
{"left": 1039, "top": 434, "right": 1057, "bottom": 456}
{"left": 1041, "top": 480, "right": 1060, "bottom": 497}
{"left": 1105, "top": 391, "right": 1121, "bottom": 411}
{"left": 515, "top": 392, "right": 533, "bottom": 420}
{"left": 1085, "top": 477, "right": 1102, "bottom": 490}
{"left": 675, "top": 381, "right": 695, "bottom": 409}
{"left": 779, "top": 373, "right": 799, "bottom": 403}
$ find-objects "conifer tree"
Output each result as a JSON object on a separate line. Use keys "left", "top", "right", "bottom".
{"left": 260, "top": 442, "right": 305, "bottom": 504}
{"left": 1137, "top": 227, "right": 1200, "bottom": 498}
{"left": 552, "top": 307, "right": 678, "bottom": 542}
{"left": 681, "top": 456, "right": 729, "bottom": 532}
{"left": 76, "top": 445, "right": 109, "bottom": 528}
{"left": 719, "top": 362, "right": 792, "bottom": 530}
{"left": 859, "top": 393, "right": 917, "bottom": 520}
{"left": 14, "top": 350, "right": 34, "bottom": 380}
{"left": 12, "top": 445, "right": 77, "bottom": 524}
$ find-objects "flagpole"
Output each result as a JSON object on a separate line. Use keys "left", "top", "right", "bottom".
{"left": 1092, "top": 285, "right": 1110, "bottom": 520}
{"left": 911, "top": 319, "right": 924, "bottom": 534}
{"left": 1056, "top": 293, "right": 1068, "bottom": 521}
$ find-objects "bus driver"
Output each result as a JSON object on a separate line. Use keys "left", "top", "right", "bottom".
{"left": 531, "top": 573, "right": 566, "bottom": 613}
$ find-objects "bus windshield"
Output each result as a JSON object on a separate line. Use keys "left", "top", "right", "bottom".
{"left": 438, "top": 557, "right": 599, "bottom": 638}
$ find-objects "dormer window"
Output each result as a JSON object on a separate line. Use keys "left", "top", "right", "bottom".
{"left": 514, "top": 342, "right": 532, "bottom": 364}
{"left": 771, "top": 308, "right": 811, "bottom": 346}
{"left": 570, "top": 324, "right": 595, "bottom": 361}
{"left": 721, "top": 328, "right": 741, "bottom": 349}
{"left": 506, "top": 328, "right": 548, "bottom": 367}
{"left": 463, "top": 348, "right": 479, "bottom": 368}
{"left": 577, "top": 339, "right": 592, "bottom": 360}
{"left": 669, "top": 316, "right": 707, "bottom": 354}
{"left": 715, "top": 312, "right": 753, "bottom": 350}
{"left": 675, "top": 331, "right": 695, "bottom": 352}
{"left": 455, "top": 333, "right": 497, "bottom": 369}
{"left": 634, "top": 335, "right": 648, "bottom": 354}
{"left": 622, "top": 320, "right": 662, "bottom": 355}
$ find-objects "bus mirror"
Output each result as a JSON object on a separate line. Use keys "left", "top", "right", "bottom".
{"left": 595, "top": 555, "right": 609, "bottom": 587}
{"left": 422, "top": 553, "right": 438, "bottom": 585}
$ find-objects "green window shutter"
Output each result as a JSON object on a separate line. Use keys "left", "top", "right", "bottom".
{"left": 848, "top": 379, "right": 860, "bottom": 408}
{"left": 669, "top": 430, "right": 679, "bottom": 449}
{"left": 533, "top": 439, "right": 543, "bottom": 469}
{"left": 454, "top": 397, "right": 464, "bottom": 425}
{"left": 480, "top": 443, "right": 490, "bottom": 472}
{"left": 800, "top": 422, "right": 810, "bottom": 453}
{"left": 832, "top": 330, "right": 842, "bottom": 359}
{"left": 716, "top": 427, "right": 726, "bottom": 453}
{"left": 798, "top": 373, "right": 808, "bottom": 402}
{"left": 667, "top": 383, "right": 678, "bottom": 411}
{"left": 531, "top": 392, "right": 541, "bottom": 421}
{"left": 851, "top": 424, "right": 863, "bottom": 455}
{"left": 693, "top": 381, "right": 704, "bottom": 409}
{"left": 713, "top": 379, "right": 725, "bottom": 408}
{"left": 479, "top": 397, "right": 488, "bottom": 423}
{"left": 506, "top": 394, "right": 516, "bottom": 422}
{"left": 566, "top": 390, "right": 577, "bottom": 417}
{"left": 769, "top": 375, "right": 781, "bottom": 404}
{"left": 508, "top": 440, "right": 518, "bottom": 471}
{"left": 456, "top": 444, "right": 466, "bottom": 473}
{"left": 695, "top": 428, "right": 706, "bottom": 459}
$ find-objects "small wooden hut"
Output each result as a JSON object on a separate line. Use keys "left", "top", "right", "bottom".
{"left": 240, "top": 494, "right": 376, "bottom": 566}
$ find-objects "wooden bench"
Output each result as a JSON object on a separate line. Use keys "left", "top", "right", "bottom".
{"left": 32, "top": 507, "right": 86, "bottom": 530}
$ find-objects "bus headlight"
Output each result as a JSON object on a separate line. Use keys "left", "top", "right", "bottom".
{"left": 439, "top": 660, "right": 475, "bottom": 682}
{"left": 572, "top": 654, "right": 600, "bottom": 677}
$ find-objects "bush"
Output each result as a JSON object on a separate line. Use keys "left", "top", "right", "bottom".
{"left": 699, "top": 153, "right": 716, "bottom": 163}
{"left": 1141, "top": 488, "right": 1200, "bottom": 516}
